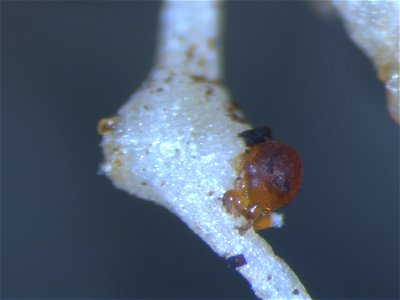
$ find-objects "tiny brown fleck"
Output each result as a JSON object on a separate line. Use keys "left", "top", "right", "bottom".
{"left": 113, "top": 158, "right": 122, "bottom": 168}
{"left": 205, "top": 87, "right": 213, "bottom": 101}
{"left": 97, "top": 117, "right": 117, "bottom": 135}
{"left": 225, "top": 102, "right": 247, "bottom": 123}
{"left": 185, "top": 45, "right": 196, "bottom": 62}
{"left": 190, "top": 74, "right": 221, "bottom": 86}
{"left": 156, "top": 87, "right": 163, "bottom": 92}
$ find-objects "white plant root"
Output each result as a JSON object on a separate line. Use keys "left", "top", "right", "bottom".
{"left": 99, "top": 1, "right": 311, "bottom": 299}
{"left": 330, "top": 0, "right": 400, "bottom": 125}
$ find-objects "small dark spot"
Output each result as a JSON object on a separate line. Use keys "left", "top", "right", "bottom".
{"left": 113, "top": 158, "right": 122, "bottom": 168}
{"left": 164, "top": 75, "right": 173, "bottom": 83}
{"left": 160, "top": 180, "right": 166, "bottom": 186}
{"left": 267, "top": 275, "right": 272, "bottom": 281}
{"left": 274, "top": 175, "right": 291, "bottom": 193}
{"left": 293, "top": 289, "right": 299, "bottom": 295}
{"left": 143, "top": 105, "right": 149, "bottom": 110}
{"left": 226, "top": 254, "right": 247, "bottom": 269}
{"left": 97, "top": 117, "right": 118, "bottom": 135}
{"left": 239, "top": 127, "right": 273, "bottom": 147}
{"left": 225, "top": 102, "right": 247, "bottom": 123}
{"left": 190, "top": 74, "right": 221, "bottom": 85}
{"left": 197, "top": 59, "right": 205, "bottom": 67}
{"left": 205, "top": 87, "right": 213, "bottom": 100}
{"left": 185, "top": 45, "right": 196, "bottom": 62}
{"left": 282, "top": 181, "right": 291, "bottom": 192}
{"left": 208, "top": 191, "right": 215, "bottom": 196}
{"left": 175, "top": 148, "right": 180, "bottom": 154}
{"left": 141, "top": 181, "right": 148, "bottom": 186}
{"left": 191, "top": 74, "right": 207, "bottom": 83}
{"left": 264, "top": 159, "right": 274, "bottom": 173}
{"left": 156, "top": 87, "right": 163, "bottom": 92}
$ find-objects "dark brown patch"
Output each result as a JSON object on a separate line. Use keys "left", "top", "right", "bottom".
{"left": 97, "top": 117, "right": 118, "bottom": 135}
{"left": 226, "top": 254, "right": 247, "bottom": 269}
{"left": 225, "top": 102, "right": 247, "bottom": 123}
{"left": 190, "top": 74, "right": 221, "bottom": 86}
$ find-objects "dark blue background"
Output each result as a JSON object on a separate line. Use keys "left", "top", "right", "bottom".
{"left": 2, "top": 1, "right": 399, "bottom": 299}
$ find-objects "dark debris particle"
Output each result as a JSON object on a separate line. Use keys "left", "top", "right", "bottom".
{"left": 293, "top": 289, "right": 300, "bottom": 295}
{"left": 267, "top": 275, "right": 272, "bottom": 281}
{"left": 226, "top": 254, "right": 247, "bottom": 269}
{"left": 239, "top": 126, "right": 273, "bottom": 147}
